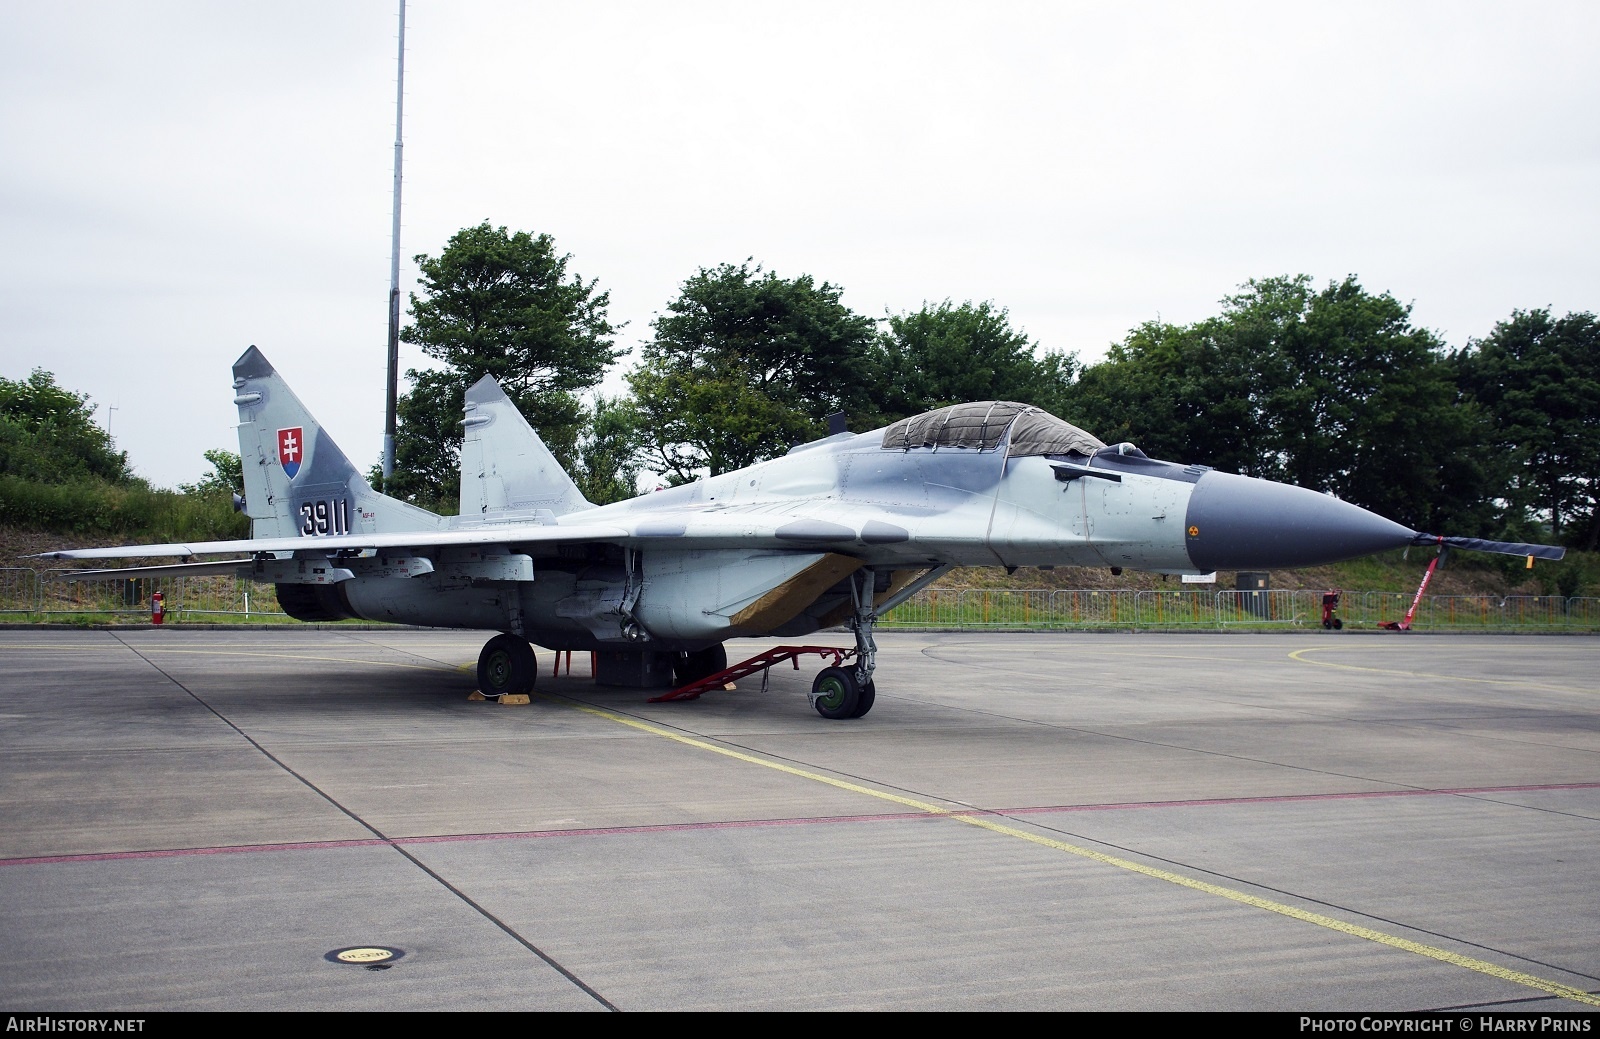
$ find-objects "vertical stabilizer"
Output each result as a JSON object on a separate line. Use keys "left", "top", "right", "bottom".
{"left": 231, "top": 346, "right": 447, "bottom": 539}
{"left": 459, "top": 375, "right": 593, "bottom": 518}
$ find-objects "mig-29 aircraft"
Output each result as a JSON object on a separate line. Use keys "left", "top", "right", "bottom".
{"left": 39, "top": 347, "right": 1564, "bottom": 719}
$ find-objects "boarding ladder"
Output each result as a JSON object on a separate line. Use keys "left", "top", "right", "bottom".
{"left": 648, "top": 645, "right": 857, "bottom": 702}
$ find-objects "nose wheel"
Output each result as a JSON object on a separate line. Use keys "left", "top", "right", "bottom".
{"left": 810, "top": 667, "right": 876, "bottom": 719}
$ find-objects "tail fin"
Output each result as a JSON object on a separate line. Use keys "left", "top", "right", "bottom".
{"left": 458, "top": 375, "right": 593, "bottom": 519}
{"left": 232, "top": 346, "right": 447, "bottom": 539}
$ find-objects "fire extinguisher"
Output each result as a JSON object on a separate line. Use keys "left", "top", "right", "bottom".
{"left": 151, "top": 590, "right": 165, "bottom": 625}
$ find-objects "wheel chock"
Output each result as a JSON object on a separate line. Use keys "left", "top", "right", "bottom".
{"left": 467, "top": 690, "right": 488, "bottom": 701}
{"left": 499, "top": 694, "right": 531, "bottom": 705}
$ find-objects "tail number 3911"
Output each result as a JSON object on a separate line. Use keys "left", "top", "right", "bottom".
{"left": 299, "top": 498, "right": 352, "bottom": 536}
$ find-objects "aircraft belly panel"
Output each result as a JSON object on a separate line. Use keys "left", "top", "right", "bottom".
{"left": 636, "top": 550, "right": 849, "bottom": 640}
{"left": 726, "top": 553, "right": 861, "bottom": 631}
{"left": 340, "top": 575, "right": 512, "bottom": 629}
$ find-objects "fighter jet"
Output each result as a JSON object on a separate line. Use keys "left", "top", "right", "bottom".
{"left": 39, "top": 347, "right": 1564, "bottom": 718}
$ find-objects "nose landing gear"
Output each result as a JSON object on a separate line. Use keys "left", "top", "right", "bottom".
{"left": 806, "top": 570, "right": 881, "bottom": 719}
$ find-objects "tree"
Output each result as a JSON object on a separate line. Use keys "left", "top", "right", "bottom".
{"left": 572, "top": 395, "right": 643, "bottom": 505}
{"left": 0, "top": 369, "right": 132, "bottom": 484}
{"left": 627, "top": 261, "right": 877, "bottom": 481}
{"left": 1244, "top": 275, "right": 1490, "bottom": 532}
{"left": 867, "top": 300, "right": 1077, "bottom": 420}
{"left": 390, "top": 223, "right": 621, "bottom": 508}
{"left": 1065, "top": 276, "right": 1491, "bottom": 531}
{"left": 1064, "top": 316, "right": 1269, "bottom": 476}
{"left": 177, "top": 449, "right": 243, "bottom": 495}
{"left": 1455, "top": 310, "right": 1600, "bottom": 548}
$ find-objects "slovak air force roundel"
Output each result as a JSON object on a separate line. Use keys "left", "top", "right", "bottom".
{"left": 278, "top": 427, "right": 304, "bottom": 479}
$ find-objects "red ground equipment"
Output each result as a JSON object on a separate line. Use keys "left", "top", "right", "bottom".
{"left": 1381, "top": 545, "right": 1447, "bottom": 631}
{"left": 1321, "top": 590, "right": 1343, "bottom": 629}
{"left": 150, "top": 590, "right": 165, "bottom": 625}
{"left": 649, "top": 645, "right": 857, "bottom": 702}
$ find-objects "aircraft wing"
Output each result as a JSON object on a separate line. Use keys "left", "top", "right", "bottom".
{"left": 34, "top": 501, "right": 913, "bottom": 564}
{"left": 33, "top": 522, "right": 634, "bottom": 562}
{"left": 50, "top": 559, "right": 264, "bottom": 580}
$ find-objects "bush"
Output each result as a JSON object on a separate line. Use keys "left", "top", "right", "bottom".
{"left": 0, "top": 476, "right": 248, "bottom": 541}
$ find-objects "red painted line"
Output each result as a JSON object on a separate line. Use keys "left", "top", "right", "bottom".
{"left": 5, "top": 837, "right": 394, "bottom": 867}
{"left": 393, "top": 810, "right": 933, "bottom": 846}
{"left": 4, "top": 782, "right": 1596, "bottom": 868}
{"left": 0, "top": 813, "right": 939, "bottom": 867}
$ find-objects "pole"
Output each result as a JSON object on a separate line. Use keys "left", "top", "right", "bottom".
{"left": 382, "top": 0, "right": 406, "bottom": 490}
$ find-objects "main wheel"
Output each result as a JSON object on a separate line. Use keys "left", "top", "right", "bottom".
{"left": 812, "top": 666, "right": 860, "bottom": 720}
{"left": 850, "top": 678, "right": 876, "bottom": 718}
{"left": 697, "top": 643, "right": 728, "bottom": 678}
{"left": 478, "top": 633, "right": 536, "bottom": 699}
{"left": 674, "top": 643, "right": 728, "bottom": 686}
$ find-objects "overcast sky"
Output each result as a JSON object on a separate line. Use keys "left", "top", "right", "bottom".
{"left": 2, "top": 1, "right": 1596, "bottom": 488}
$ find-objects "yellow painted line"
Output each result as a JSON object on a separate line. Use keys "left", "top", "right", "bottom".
{"left": 1288, "top": 647, "right": 1594, "bottom": 694}
{"left": 558, "top": 698, "right": 943, "bottom": 813}
{"left": 557, "top": 694, "right": 1600, "bottom": 1007}
{"left": 953, "top": 814, "right": 1600, "bottom": 1006}
{"left": 141, "top": 648, "right": 469, "bottom": 673}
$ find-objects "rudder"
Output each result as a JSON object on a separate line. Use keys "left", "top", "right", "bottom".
{"left": 458, "top": 374, "right": 593, "bottom": 519}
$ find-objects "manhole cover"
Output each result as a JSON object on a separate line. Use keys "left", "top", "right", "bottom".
{"left": 326, "top": 946, "right": 404, "bottom": 969}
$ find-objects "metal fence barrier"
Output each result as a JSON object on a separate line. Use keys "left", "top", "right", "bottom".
{"left": 879, "top": 588, "right": 1600, "bottom": 632}
{"left": 0, "top": 568, "right": 284, "bottom": 619}
{"left": 0, "top": 567, "right": 1597, "bottom": 630}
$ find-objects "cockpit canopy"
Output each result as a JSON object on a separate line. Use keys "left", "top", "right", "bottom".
{"left": 880, "top": 401, "right": 1105, "bottom": 458}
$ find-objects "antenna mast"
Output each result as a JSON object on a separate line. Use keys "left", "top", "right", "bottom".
{"left": 382, "top": 0, "right": 406, "bottom": 489}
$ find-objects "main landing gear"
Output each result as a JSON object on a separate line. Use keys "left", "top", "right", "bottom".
{"left": 478, "top": 632, "right": 537, "bottom": 699}
{"left": 674, "top": 644, "right": 728, "bottom": 687}
{"left": 807, "top": 570, "right": 880, "bottom": 720}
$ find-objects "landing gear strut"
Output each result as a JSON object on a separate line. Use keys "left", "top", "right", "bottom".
{"left": 478, "top": 633, "right": 536, "bottom": 699}
{"left": 809, "top": 570, "right": 879, "bottom": 720}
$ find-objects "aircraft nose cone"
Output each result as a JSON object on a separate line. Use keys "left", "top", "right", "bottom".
{"left": 1183, "top": 471, "right": 1416, "bottom": 571}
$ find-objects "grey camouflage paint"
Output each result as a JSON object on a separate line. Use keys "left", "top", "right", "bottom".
{"left": 67, "top": 348, "right": 1427, "bottom": 651}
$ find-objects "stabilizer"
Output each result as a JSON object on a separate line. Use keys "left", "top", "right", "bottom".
{"left": 458, "top": 375, "right": 593, "bottom": 519}
{"left": 232, "top": 346, "right": 447, "bottom": 539}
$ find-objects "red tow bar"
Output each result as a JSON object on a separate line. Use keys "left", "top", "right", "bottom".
{"left": 1381, "top": 542, "right": 1445, "bottom": 631}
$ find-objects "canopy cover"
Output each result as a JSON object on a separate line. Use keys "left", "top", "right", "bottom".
{"left": 880, "top": 401, "right": 1105, "bottom": 457}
